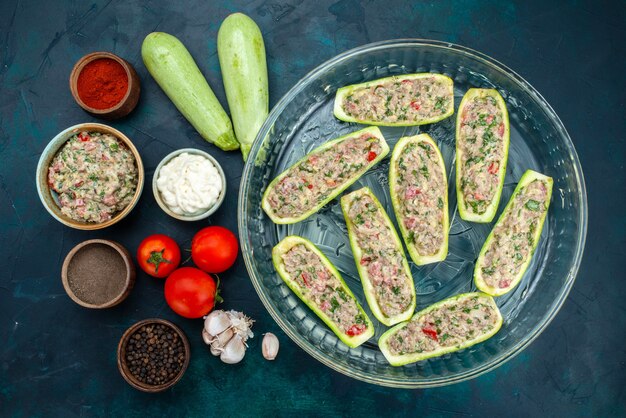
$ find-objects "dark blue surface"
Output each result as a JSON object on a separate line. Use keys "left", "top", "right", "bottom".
{"left": 1, "top": 0, "right": 624, "bottom": 416}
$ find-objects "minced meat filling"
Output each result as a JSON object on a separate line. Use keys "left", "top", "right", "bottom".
{"left": 341, "top": 76, "right": 452, "bottom": 123}
{"left": 478, "top": 179, "right": 550, "bottom": 289}
{"left": 394, "top": 140, "right": 446, "bottom": 256}
{"left": 458, "top": 94, "right": 506, "bottom": 215}
{"left": 265, "top": 134, "right": 383, "bottom": 218}
{"left": 281, "top": 244, "right": 369, "bottom": 337}
{"left": 347, "top": 194, "right": 413, "bottom": 318}
{"left": 48, "top": 131, "right": 137, "bottom": 223}
{"left": 387, "top": 294, "right": 499, "bottom": 356}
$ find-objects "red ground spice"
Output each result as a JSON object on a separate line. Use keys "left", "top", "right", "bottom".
{"left": 77, "top": 58, "right": 128, "bottom": 110}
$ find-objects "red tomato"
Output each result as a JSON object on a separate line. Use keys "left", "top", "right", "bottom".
{"left": 191, "top": 226, "right": 239, "bottom": 273}
{"left": 137, "top": 234, "right": 181, "bottom": 278}
{"left": 164, "top": 267, "right": 218, "bottom": 318}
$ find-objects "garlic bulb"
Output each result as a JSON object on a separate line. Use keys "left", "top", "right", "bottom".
{"left": 202, "top": 310, "right": 254, "bottom": 364}
{"left": 262, "top": 333, "right": 279, "bottom": 360}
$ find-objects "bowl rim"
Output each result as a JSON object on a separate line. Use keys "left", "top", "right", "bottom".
{"left": 238, "top": 39, "right": 588, "bottom": 388}
{"left": 61, "top": 239, "right": 135, "bottom": 309}
{"left": 152, "top": 147, "right": 226, "bottom": 221}
{"left": 116, "top": 318, "right": 191, "bottom": 392}
{"left": 36, "top": 122, "right": 145, "bottom": 230}
{"left": 69, "top": 51, "right": 136, "bottom": 115}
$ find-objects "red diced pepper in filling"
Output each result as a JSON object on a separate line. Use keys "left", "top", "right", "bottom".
{"left": 359, "top": 257, "right": 371, "bottom": 265}
{"left": 405, "top": 187, "right": 421, "bottom": 200}
{"left": 346, "top": 324, "right": 366, "bottom": 336}
{"left": 401, "top": 79, "right": 413, "bottom": 84}
{"left": 301, "top": 273, "right": 311, "bottom": 287}
{"left": 367, "top": 151, "right": 377, "bottom": 162}
{"left": 78, "top": 133, "right": 90, "bottom": 142}
{"left": 488, "top": 161, "right": 499, "bottom": 174}
{"left": 410, "top": 101, "right": 421, "bottom": 111}
{"left": 422, "top": 327, "right": 438, "bottom": 341}
{"left": 498, "top": 123, "right": 505, "bottom": 137}
{"left": 307, "top": 184, "right": 313, "bottom": 189}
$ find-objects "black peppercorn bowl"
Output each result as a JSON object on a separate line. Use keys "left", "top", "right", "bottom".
{"left": 117, "top": 318, "right": 190, "bottom": 392}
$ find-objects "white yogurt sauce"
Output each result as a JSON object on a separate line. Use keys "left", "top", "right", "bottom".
{"left": 156, "top": 152, "right": 223, "bottom": 216}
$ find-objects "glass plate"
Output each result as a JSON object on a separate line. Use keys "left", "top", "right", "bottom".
{"left": 238, "top": 40, "right": 587, "bottom": 388}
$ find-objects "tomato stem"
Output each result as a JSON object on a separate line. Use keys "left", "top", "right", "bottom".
{"left": 147, "top": 248, "right": 171, "bottom": 274}
{"left": 214, "top": 274, "right": 224, "bottom": 304}
{"left": 181, "top": 254, "right": 193, "bottom": 265}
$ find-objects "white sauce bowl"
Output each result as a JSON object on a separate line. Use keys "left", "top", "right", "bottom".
{"left": 152, "top": 148, "right": 226, "bottom": 221}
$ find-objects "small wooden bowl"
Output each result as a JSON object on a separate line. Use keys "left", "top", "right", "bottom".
{"left": 117, "top": 319, "right": 191, "bottom": 392}
{"left": 70, "top": 51, "right": 140, "bottom": 119}
{"left": 61, "top": 239, "right": 135, "bottom": 309}
{"left": 36, "top": 122, "right": 144, "bottom": 230}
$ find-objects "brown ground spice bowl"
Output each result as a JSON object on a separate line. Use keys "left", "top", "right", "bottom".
{"left": 117, "top": 319, "right": 191, "bottom": 392}
{"left": 69, "top": 51, "right": 140, "bottom": 120}
{"left": 61, "top": 239, "right": 135, "bottom": 308}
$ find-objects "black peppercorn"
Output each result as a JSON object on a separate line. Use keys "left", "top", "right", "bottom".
{"left": 125, "top": 323, "right": 186, "bottom": 386}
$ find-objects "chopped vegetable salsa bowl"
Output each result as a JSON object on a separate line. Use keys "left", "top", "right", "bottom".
{"left": 238, "top": 40, "right": 587, "bottom": 387}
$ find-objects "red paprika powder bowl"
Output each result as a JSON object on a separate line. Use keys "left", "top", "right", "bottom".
{"left": 70, "top": 51, "right": 140, "bottom": 119}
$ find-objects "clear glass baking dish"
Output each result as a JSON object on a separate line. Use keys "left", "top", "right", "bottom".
{"left": 238, "top": 40, "right": 587, "bottom": 387}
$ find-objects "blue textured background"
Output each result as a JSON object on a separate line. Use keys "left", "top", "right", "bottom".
{"left": 1, "top": 0, "right": 624, "bottom": 416}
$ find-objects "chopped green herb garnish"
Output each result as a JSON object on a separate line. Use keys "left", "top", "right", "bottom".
{"left": 482, "top": 266, "right": 496, "bottom": 275}
{"left": 525, "top": 199, "right": 541, "bottom": 211}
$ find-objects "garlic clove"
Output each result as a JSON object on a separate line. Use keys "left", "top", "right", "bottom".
{"left": 202, "top": 329, "right": 214, "bottom": 345}
{"left": 203, "top": 310, "right": 222, "bottom": 329}
{"left": 262, "top": 332, "right": 279, "bottom": 360}
{"left": 220, "top": 335, "right": 246, "bottom": 364}
{"left": 210, "top": 339, "right": 224, "bottom": 356}
{"left": 216, "top": 327, "right": 234, "bottom": 347}
{"left": 210, "top": 344, "right": 223, "bottom": 356}
{"left": 205, "top": 310, "right": 232, "bottom": 336}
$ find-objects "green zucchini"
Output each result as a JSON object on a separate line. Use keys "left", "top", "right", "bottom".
{"left": 333, "top": 73, "right": 454, "bottom": 126}
{"left": 389, "top": 134, "right": 449, "bottom": 265}
{"left": 456, "top": 88, "right": 510, "bottom": 223}
{"left": 218, "top": 13, "right": 269, "bottom": 161}
{"left": 262, "top": 126, "right": 389, "bottom": 224}
{"left": 340, "top": 187, "right": 416, "bottom": 326}
{"left": 474, "top": 170, "right": 553, "bottom": 296}
{"left": 272, "top": 235, "right": 375, "bottom": 348}
{"left": 142, "top": 32, "right": 239, "bottom": 151}
{"left": 379, "top": 292, "right": 502, "bottom": 366}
